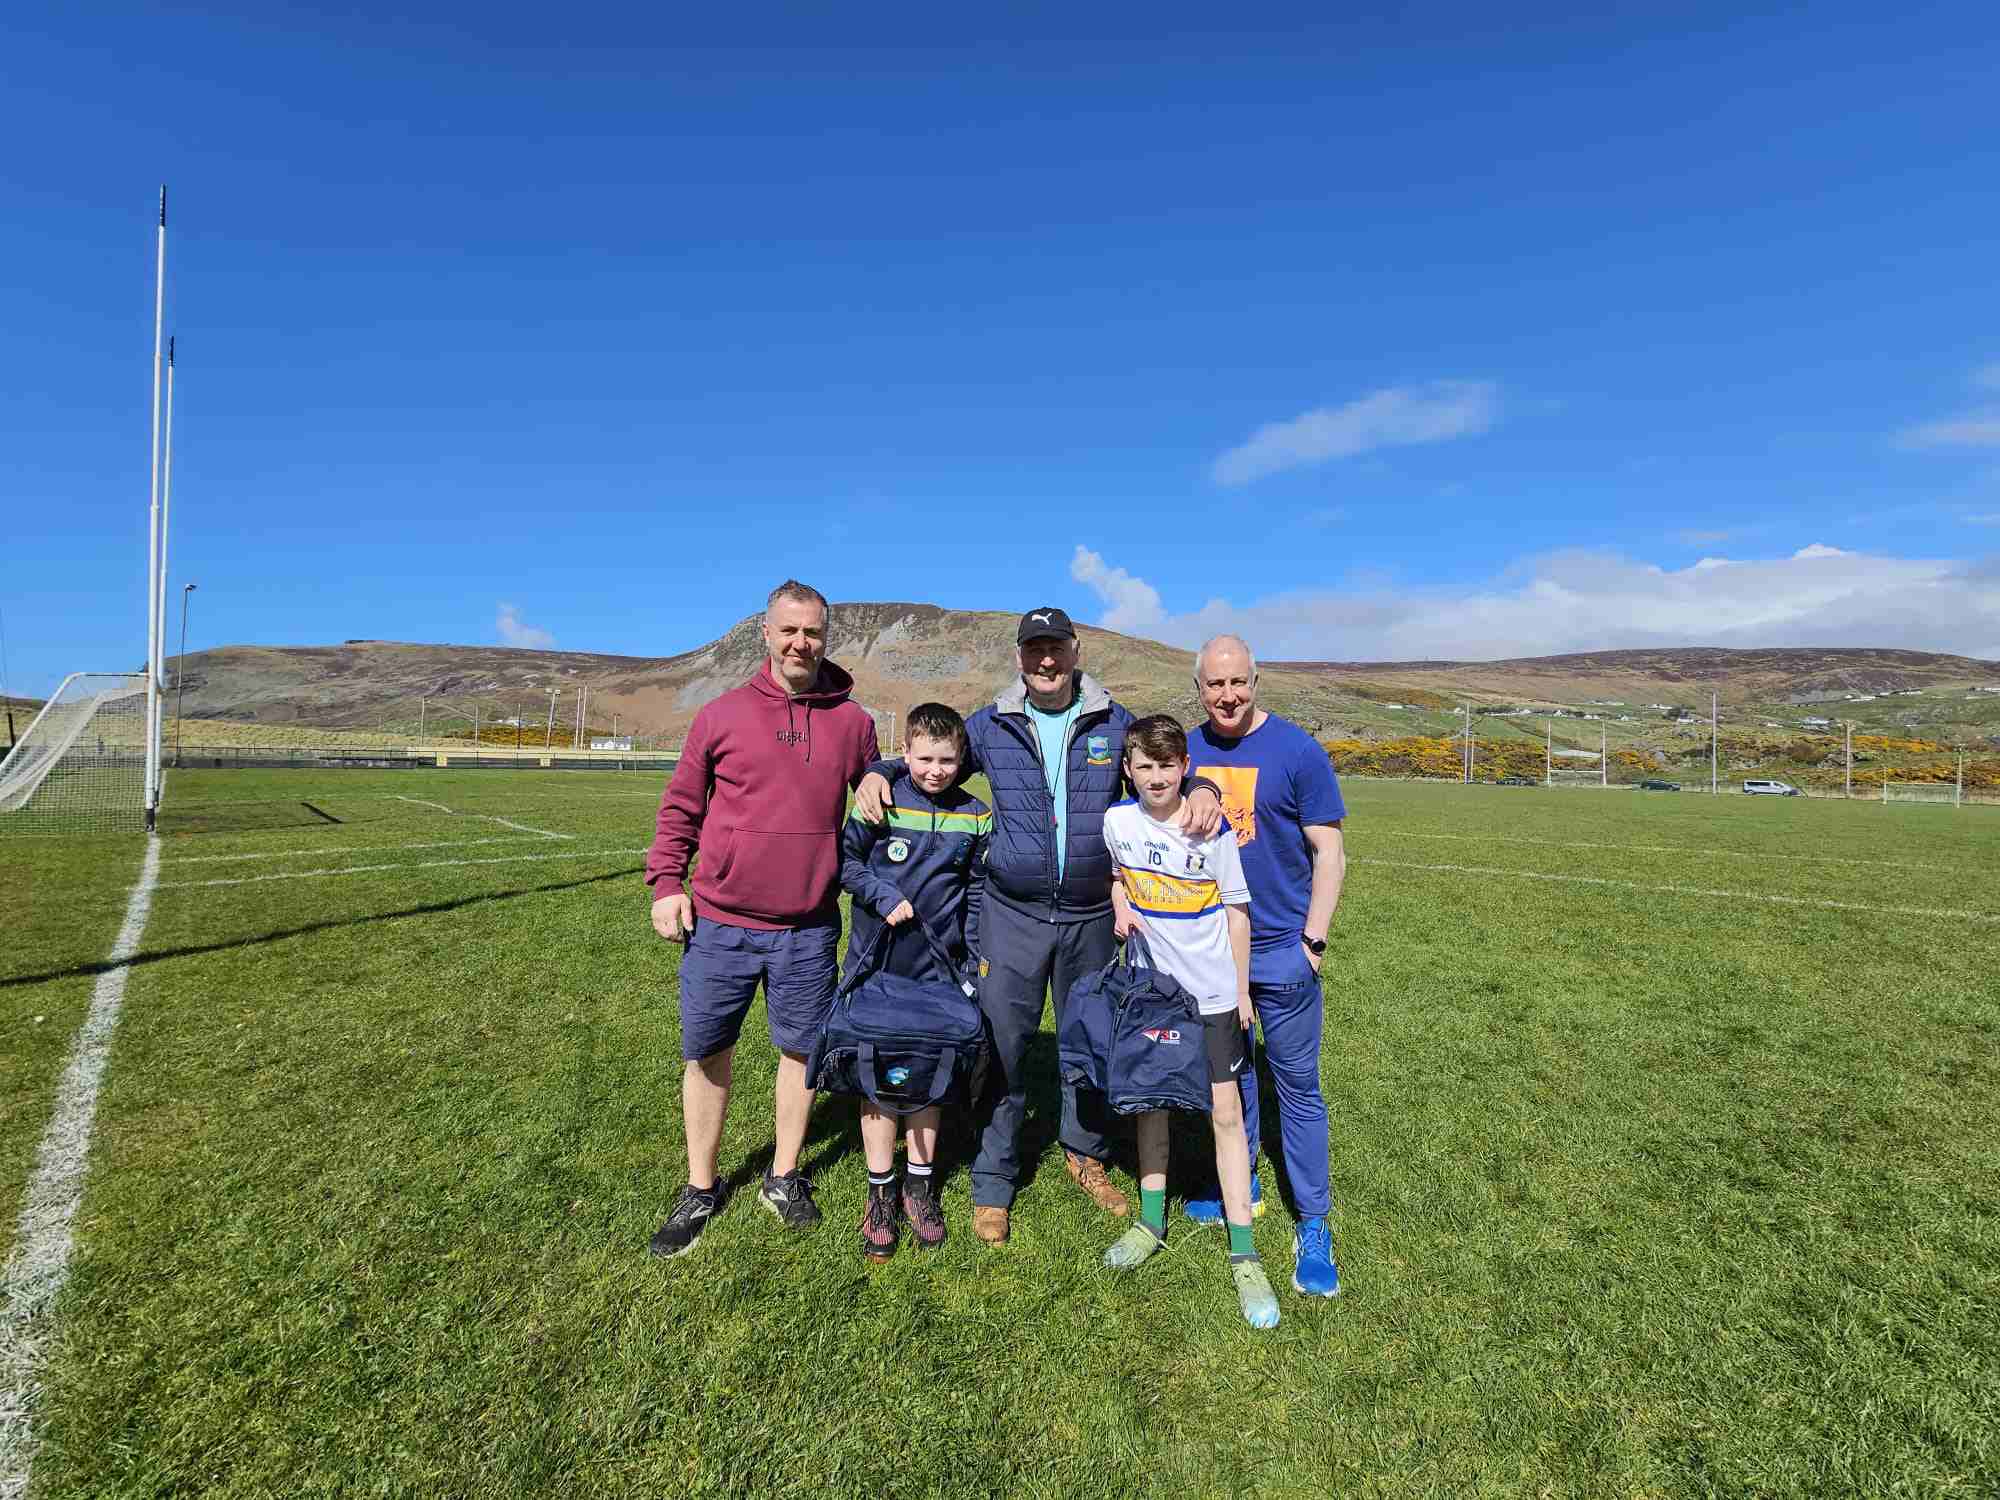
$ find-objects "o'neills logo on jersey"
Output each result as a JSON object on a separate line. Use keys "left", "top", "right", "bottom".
{"left": 1140, "top": 1027, "right": 1183, "bottom": 1045}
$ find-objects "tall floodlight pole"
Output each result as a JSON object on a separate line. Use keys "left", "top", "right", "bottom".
{"left": 545, "top": 689, "right": 557, "bottom": 746}
{"left": 1601, "top": 724, "right": 1607, "bottom": 788}
{"left": 1468, "top": 712, "right": 1476, "bottom": 782}
{"left": 156, "top": 337, "right": 176, "bottom": 724}
{"left": 1845, "top": 721, "right": 1853, "bottom": 799}
{"left": 1544, "top": 718, "right": 1552, "bottom": 787}
{"left": 1958, "top": 746, "right": 1966, "bottom": 807}
{"left": 144, "top": 187, "right": 167, "bottom": 831}
{"left": 174, "top": 583, "right": 196, "bottom": 766}
{"left": 419, "top": 695, "right": 427, "bottom": 739}
{"left": 1710, "top": 691, "right": 1719, "bottom": 795}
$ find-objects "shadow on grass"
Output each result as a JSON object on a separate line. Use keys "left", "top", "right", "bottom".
{"left": 0, "top": 865, "right": 644, "bottom": 991}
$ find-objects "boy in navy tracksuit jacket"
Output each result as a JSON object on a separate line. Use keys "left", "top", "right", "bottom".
{"left": 840, "top": 703, "right": 990, "bottom": 1260}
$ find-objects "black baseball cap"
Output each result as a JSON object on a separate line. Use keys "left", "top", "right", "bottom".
{"left": 1016, "top": 606, "right": 1077, "bottom": 645}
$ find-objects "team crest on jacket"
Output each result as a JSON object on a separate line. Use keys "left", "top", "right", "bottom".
{"left": 886, "top": 838, "right": 910, "bottom": 863}
{"left": 1085, "top": 734, "right": 1113, "bottom": 766}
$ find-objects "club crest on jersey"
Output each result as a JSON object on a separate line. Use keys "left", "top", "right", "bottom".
{"left": 1186, "top": 852, "right": 1206, "bottom": 872}
{"left": 1140, "top": 1027, "right": 1184, "bottom": 1045}
{"left": 886, "top": 838, "right": 910, "bottom": 863}
{"left": 1086, "top": 734, "right": 1113, "bottom": 766}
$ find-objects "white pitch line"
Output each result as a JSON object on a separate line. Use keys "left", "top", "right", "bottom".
{"left": 391, "top": 794, "right": 456, "bottom": 814}
{"left": 156, "top": 847, "right": 647, "bottom": 890}
{"left": 1354, "top": 857, "right": 2000, "bottom": 925}
{"left": 1373, "top": 829, "right": 1973, "bottom": 875}
{"left": 164, "top": 834, "right": 560, "bottom": 865}
{"left": 482, "top": 816, "right": 570, "bottom": 840}
{"left": 1, "top": 838, "right": 162, "bottom": 1499}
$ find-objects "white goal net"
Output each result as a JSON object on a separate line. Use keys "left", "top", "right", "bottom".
{"left": 1882, "top": 781, "right": 1960, "bottom": 806}
{"left": 0, "top": 673, "right": 150, "bottom": 834}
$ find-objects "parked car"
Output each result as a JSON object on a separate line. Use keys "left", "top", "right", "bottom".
{"left": 1742, "top": 779, "right": 1801, "bottom": 796}
{"left": 1496, "top": 776, "right": 1536, "bottom": 786}
{"left": 1638, "top": 779, "right": 1680, "bottom": 791}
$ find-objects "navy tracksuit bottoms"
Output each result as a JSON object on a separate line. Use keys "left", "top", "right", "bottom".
{"left": 969, "top": 899, "right": 1114, "bottom": 1209}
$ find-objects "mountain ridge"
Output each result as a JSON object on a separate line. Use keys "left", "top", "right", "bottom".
{"left": 160, "top": 603, "right": 2000, "bottom": 747}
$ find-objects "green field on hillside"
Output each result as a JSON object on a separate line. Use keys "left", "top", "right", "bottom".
{"left": 4, "top": 771, "right": 1996, "bottom": 1497}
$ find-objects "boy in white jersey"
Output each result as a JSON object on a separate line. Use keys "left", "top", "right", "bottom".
{"left": 1100, "top": 716, "right": 1279, "bottom": 1328}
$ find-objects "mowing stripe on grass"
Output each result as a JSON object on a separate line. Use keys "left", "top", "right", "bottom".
{"left": 164, "top": 834, "right": 562, "bottom": 865}
{"left": 1374, "top": 828, "right": 1971, "bottom": 874}
{"left": 0, "top": 837, "right": 162, "bottom": 1500}
{"left": 155, "top": 847, "right": 647, "bottom": 890}
{"left": 1355, "top": 856, "right": 2000, "bottom": 923}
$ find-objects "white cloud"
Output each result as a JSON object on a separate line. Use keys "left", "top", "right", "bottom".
{"left": 1211, "top": 380, "right": 1498, "bottom": 486}
{"left": 1068, "top": 547, "right": 1166, "bottom": 635}
{"left": 496, "top": 603, "right": 555, "bottom": 649}
{"left": 1900, "top": 415, "right": 2000, "bottom": 450}
{"left": 1897, "top": 364, "right": 2000, "bottom": 449}
{"left": 1068, "top": 544, "right": 2000, "bottom": 662}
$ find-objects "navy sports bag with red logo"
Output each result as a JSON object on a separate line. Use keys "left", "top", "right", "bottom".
{"left": 1060, "top": 932, "right": 1211, "bottom": 1116}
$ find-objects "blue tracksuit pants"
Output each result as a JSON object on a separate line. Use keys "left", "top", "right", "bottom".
{"left": 1234, "top": 964, "right": 1333, "bottom": 1219}
{"left": 970, "top": 899, "right": 1114, "bottom": 1209}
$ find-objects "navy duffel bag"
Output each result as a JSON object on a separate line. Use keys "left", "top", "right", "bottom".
{"left": 808, "top": 914, "right": 988, "bottom": 1116}
{"left": 1060, "top": 932, "right": 1211, "bottom": 1116}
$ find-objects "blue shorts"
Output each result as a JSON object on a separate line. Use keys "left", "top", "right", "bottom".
{"left": 678, "top": 917, "right": 839, "bottom": 1062}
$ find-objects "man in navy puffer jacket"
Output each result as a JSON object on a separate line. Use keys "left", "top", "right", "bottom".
{"left": 854, "top": 607, "right": 1221, "bottom": 1244}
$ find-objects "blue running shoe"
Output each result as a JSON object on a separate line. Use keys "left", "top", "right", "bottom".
{"left": 1182, "top": 1171, "right": 1263, "bottom": 1226}
{"left": 1292, "top": 1215, "right": 1341, "bottom": 1298}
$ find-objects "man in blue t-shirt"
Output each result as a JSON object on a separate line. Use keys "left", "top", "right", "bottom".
{"left": 1141, "top": 633, "right": 1347, "bottom": 1299}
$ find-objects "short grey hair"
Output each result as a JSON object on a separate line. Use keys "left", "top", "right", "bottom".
{"left": 1193, "top": 634, "right": 1257, "bottom": 689}
{"left": 766, "top": 579, "right": 829, "bottom": 619}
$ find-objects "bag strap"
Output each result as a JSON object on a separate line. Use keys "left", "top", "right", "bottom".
{"left": 838, "top": 908, "right": 974, "bottom": 1000}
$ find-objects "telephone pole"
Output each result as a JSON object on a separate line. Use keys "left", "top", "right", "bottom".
{"left": 545, "top": 689, "right": 557, "bottom": 747}
{"left": 1844, "top": 721, "right": 1853, "bottom": 799}
{"left": 1600, "top": 723, "right": 1607, "bottom": 788}
{"left": 1544, "top": 717, "right": 1552, "bottom": 787}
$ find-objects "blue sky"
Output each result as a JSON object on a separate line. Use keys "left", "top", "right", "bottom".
{"left": 6, "top": 2, "right": 2000, "bottom": 697}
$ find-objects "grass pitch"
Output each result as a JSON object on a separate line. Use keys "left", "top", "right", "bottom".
{"left": 4, "top": 771, "right": 1996, "bottom": 1497}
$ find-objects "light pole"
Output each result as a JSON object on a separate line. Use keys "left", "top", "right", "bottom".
{"left": 174, "top": 583, "right": 196, "bottom": 766}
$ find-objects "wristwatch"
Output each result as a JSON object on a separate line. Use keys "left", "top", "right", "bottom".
{"left": 1302, "top": 934, "right": 1327, "bottom": 957}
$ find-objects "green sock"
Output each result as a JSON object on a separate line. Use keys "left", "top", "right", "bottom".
{"left": 1140, "top": 1187, "right": 1166, "bottom": 1233}
{"left": 1227, "top": 1220, "right": 1256, "bottom": 1257}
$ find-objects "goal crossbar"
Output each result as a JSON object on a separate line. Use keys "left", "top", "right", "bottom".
{"left": 1882, "top": 781, "right": 1961, "bottom": 806}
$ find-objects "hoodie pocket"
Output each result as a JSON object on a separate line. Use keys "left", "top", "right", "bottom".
{"left": 698, "top": 828, "right": 842, "bottom": 921}
{"left": 698, "top": 827, "right": 741, "bottom": 890}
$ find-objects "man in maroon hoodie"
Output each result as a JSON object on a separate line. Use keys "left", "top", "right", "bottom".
{"left": 644, "top": 580, "right": 880, "bottom": 1257}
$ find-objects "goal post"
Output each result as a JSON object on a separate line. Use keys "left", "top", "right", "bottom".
{"left": 1882, "top": 781, "right": 1961, "bottom": 807}
{"left": 0, "top": 673, "right": 151, "bottom": 834}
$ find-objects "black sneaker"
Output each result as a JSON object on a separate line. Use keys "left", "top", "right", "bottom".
{"left": 649, "top": 1184, "right": 720, "bottom": 1259}
{"left": 758, "top": 1170, "right": 822, "bottom": 1230}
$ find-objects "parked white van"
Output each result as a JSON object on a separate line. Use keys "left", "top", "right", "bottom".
{"left": 1742, "top": 779, "right": 1801, "bottom": 796}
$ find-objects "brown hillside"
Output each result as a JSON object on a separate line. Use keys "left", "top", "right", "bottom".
{"left": 160, "top": 610, "right": 2000, "bottom": 747}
